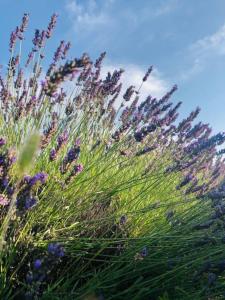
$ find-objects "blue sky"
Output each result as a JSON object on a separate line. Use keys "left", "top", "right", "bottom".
{"left": 1, "top": 0, "right": 225, "bottom": 132}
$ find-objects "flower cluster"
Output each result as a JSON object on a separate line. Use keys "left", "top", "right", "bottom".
{"left": 49, "top": 131, "right": 68, "bottom": 161}
{"left": 25, "top": 243, "right": 65, "bottom": 298}
{"left": 16, "top": 173, "right": 48, "bottom": 211}
{"left": 60, "top": 141, "right": 81, "bottom": 174}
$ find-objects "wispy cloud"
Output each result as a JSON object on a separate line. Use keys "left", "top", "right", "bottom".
{"left": 180, "top": 23, "right": 225, "bottom": 81}
{"left": 191, "top": 24, "right": 225, "bottom": 56}
{"left": 66, "top": 0, "right": 113, "bottom": 32}
{"left": 65, "top": 0, "right": 178, "bottom": 34}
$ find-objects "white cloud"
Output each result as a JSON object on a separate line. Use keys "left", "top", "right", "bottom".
{"left": 191, "top": 24, "right": 225, "bottom": 56}
{"left": 101, "top": 63, "right": 169, "bottom": 106}
{"left": 180, "top": 23, "right": 225, "bottom": 81}
{"left": 66, "top": 0, "right": 177, "bottom": 34}
{"left": 66, "top": 0, "right": 112, "bottom": 31}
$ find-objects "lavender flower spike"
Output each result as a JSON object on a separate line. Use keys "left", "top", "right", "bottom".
{"left": 48, "top": 243, "right": 65, "bottom": 257}
{"left": 142, "top": 66, "right": 153, "bottom": 82}
{"left": 29, "top": 172, "right": 48, "bottom": 186}
{"left": 34, "top": 259, "right": 42, "bottom": 270}
{"left": 0, "top": 138, "right": 6, "bottom": 147}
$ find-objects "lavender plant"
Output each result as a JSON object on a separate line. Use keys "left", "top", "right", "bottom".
{"left": 1, "top": 13, "right": 225, "bottom": 300}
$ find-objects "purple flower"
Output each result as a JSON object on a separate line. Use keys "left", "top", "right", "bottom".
{"left": 19, "top": 13, "right": 29, "bottom": 34}
{"left": 25, "top": 51, "right": 34, "bottom": 67}
{"left": 0, "top": 155, "right": 5, "bottom": 165}
{"left": 58, "top": 248, "right": 65, "bottom": 257}
{"left": 73, "top": 164, "right": 83, "bottom": 175}
{"left": 23, "top": 175, "right": 32, "bottom": 184}
{"left": 26, "top": 272, "right": 33, "bottom": 284}
{"left": 32, "top": 29, "right": 40, "bottom": 47}
{"left": 53, "top": 40, "right": 65, "bottom": 63}
{"left": 0, "top": 138, "right": 6, "bottom": 147}
{"left": 57, "top": 131, "right": 68, "bottom": 148}
{"left": 46, "top": 13, "right": 58, "bottom": 39}
{"left": 67, "top": 149, "right": 76, "bottom": 162}
{"left": 94, "top": 51, "right": 106, "bottom": 68}
{"left": 37, "top": 172, "right": 48, "bottom": 184}
{"left": 9, "top": 27, "right": 20, "bottom": 51}
{"left": 134, "top": 124, "right": 157, "bottom": 142}
{"left": 123, "top": 85, "right": 135, "bottom": 101}
{"left": 2, "top": 178, "right": 8, "bottom": 188}
{"left": 65, "top": 164, "right": 84, "bottom": 183}
{"left": 8, "top": 155, "right": 17, "bottom": 165}
{"left": 176, "top": 174, "right": 194, "bottom": 190}
{"left": 48, "top": 243, "right": 65, "bottom": 257}
{"left": 25, "top": 197, "right": 37, "bottom": 210}
{"left": 29, "top": 172, "right": 48, "bottom": 186}
{"left": 34, "top": 259, "right": 42, "bottom": 270}
{"left": 142, "top": 66, "right": 153, "bottom": 82}
{"left": 49, "top": 149, "right": 57, "bottom": 161}
{"left": 62, "top": 41, "right": 71, "bottom": 59}
{"left": 66, "top": 146, "right": 80, "bottom": 163}
{"left": 7, "top": 186, "right": 14, "bottom": 196}
{"left": 40, "top": 80, "right": 47, "bottom": 89}
{"left": 48, "top": 243, "right": 57, "bottom": 254}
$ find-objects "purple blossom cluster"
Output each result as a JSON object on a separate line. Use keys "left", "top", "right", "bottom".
{"left": 60, "top": 142, "right": 81, "bottom": 174}
{"left": 25, "top": 243, "right": 64, "bottom": 298}
{"left": 48, "top": 243, "right": 65, "bottom": 257}
{"left": 9, "top": 13, "right": 29, "bottom": 50}
{"left": 0, "top": 144, "right": 17, "bottom": 201}
{"left": 16, "top": 172, "right": 48, "bottom": 211}
{"left": 26, "top": 172, "right": 48, "bottom": 186}
{"left": 65, "top": 164, "right": 84, "bottom": 185}
{"left": 49, "top": 131, "right": 69, "bottom": 161}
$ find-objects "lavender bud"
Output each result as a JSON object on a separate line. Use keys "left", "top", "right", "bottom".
{"left": 33, "top": 259, "right": 42, "bottom": 270}
{"left": 29, "top": 172, "right": 48, "bottom": 186}
{"left": 25, "top": 197, "right": 37, "bottom": 210}
{"left": 46, "top": 13, "right": 58, "bottom": 39}
{"left": 26, "top": 272, "right": 33, "bottom": 284}
{"left": 123, "top": 85, "right": 135, "bottom": 101}
{"left": 19, "top": 13, "right": 29, "bottom": 37}
{"left": 48, "top": 243, "right": 65, "bottom": 257}
{"left": 142, "top": 66, "right": 153, "bottom": 82}
{"left": 0, "top": 138, "right": 6, "bottom": 147}
{"left": 49, "top": 149, "right": 57, "bottom": 161}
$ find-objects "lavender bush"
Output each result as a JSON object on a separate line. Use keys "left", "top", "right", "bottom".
{"left": 1, "top": 13, "right": 225, "bottom": 299}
